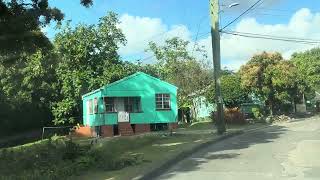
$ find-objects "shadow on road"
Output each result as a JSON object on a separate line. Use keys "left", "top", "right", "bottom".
{"left": 157, "top": 124, "right": 287, "bottom": 179}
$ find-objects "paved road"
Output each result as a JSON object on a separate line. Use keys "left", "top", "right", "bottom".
{"left": 157, "top": 115, "right": 320, "bottom": 180}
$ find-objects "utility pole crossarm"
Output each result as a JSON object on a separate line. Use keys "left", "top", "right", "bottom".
{"left": 209, "top": 0, "right": 226, "bottom": 134}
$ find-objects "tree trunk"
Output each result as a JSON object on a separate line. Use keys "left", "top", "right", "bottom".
{"left": 270, "top": 100, "right": 274, "bottom": 116}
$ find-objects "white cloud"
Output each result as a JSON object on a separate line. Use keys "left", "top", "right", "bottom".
{"left": 219, "top": 8, "right": 320, "bottom": 68}
{"left": 118, "top": 14, "right": 192, "bottom": 57}
{"left": 118, "top": 8, "right": 320, "bottom": 70}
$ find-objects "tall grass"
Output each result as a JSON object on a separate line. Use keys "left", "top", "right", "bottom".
{"left": 0, "top": 135, "right": 161, "bottom": 180}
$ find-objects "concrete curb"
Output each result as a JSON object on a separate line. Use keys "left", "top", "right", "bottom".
{"left": 137, "top": 130, "right": 244, "bottom": 180}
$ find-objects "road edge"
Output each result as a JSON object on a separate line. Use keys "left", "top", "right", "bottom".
{"left": 137, "top": 130, "right": 244, "bottom": 180}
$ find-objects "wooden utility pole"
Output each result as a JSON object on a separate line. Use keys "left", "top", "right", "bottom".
{"left": 210, "top": 0, "right": 226, "bottom": 134}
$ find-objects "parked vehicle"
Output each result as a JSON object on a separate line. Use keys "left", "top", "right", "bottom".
{"left": 240, "top": 103, "right": 261, "bottom": 119}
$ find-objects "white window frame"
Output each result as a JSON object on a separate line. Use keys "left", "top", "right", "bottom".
{"left": 93, "top": 97, "right": 98, "bottom": 114}
{"left": 155, "top": 94, "right": 171, "bottom": 110}
{"left": 87, "top": 99, "right": 93, "bottom": 114}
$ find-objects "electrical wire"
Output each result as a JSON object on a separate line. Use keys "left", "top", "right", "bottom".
{"left": 224, "top": 31, "right": 320, "bottom": 42}
{"left": 221, "top": 31, "right": 320, "bottom": 45}
{"left": 220, "top": 0, "right": 263, "bottom": 31}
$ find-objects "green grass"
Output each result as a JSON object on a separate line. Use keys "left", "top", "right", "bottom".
{"left": 178, "top": 120, "right": 213, "bottom": 131}
{"left": 75, "top": 132, "right": 215, "bottom": 180}
{"left": 0, "top": 121, "right": 261, "bottom": 180}
{"left": 0, "top": 133, "right": 214, "bottom": 180}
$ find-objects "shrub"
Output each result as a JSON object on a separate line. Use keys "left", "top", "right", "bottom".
{"left": 224, "top": 108, "right": 246, "bottom": 124}
{"left": 252, "top": 107, "right": 263, "bottom": 120}
{"left": 211, "top": 108, "right": 246, "bottom": 125}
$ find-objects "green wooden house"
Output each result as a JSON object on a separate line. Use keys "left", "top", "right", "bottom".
{"left": 80, "top": 72, "right": 178, "bottom": 137}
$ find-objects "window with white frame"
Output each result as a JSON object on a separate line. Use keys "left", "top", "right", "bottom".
{"left": 93, "top": 98, "right": 98, "bottom": 114}
{"left": 155, "top": 94, "right": 171, "bottom": 110}
{"left": 87, "top": 99, "right": 93, "bottom": 114}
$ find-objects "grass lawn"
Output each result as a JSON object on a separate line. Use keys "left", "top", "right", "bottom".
{"left": 178, "top": 120, "right": 213, "bottom": 130}
{"left": 75, "top": 132, "right": 217, "bottom": 180}
{"left": 0, "top": 121, "right": 265, "bottom": 180}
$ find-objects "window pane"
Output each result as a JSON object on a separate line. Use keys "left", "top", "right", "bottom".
{"left": 133, "top": 97, "right": 141, "bottom": 112}
{"left": 94, "top": 98, "right": 98, "bottom": 114}
{"left": 164, "top": 103, "right": 170, "bottom": 109}
{"left": 88, "top": 99, "right": 93, "bottom": 114}
{"left": 155, "top": 94, "right": 170, "bottom": 110}
{"left": 104, "top": 97, "right": 115, "bottom": 112}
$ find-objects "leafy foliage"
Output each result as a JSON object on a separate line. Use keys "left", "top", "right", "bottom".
{"left": 148, "top": 37, "right": 212, "bottom": 108}
{"left": 0, "top": 136, "right": 155, "bottom": 179}
{"left": 206, "top": 73, "right": 247, "bottom": 108}
{"left": 252, "top": 107, "right": 263, "bottom": 120}
{"left": 0, "top": 0, "right": 63, "bottom": 62}
{"left": 211, "top": 108, "right": 245, "bottom": 124}
{"left": 240, "top": 52, "right": 309, "bottom": 115}
{"left": 52, "top": 12, "right": 127, "bottom": 124}
{"left": 292, "top": 48, "right": 320, "bottom": 90}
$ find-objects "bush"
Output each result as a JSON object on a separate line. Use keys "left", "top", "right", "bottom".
{"left": 211, "top": 108, "right": 246, "bottom": 125}
{"left": 252, "top": 107, "right": 263, "bottom": 120}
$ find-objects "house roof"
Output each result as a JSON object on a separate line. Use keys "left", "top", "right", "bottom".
{"left": 82, "top": 72, "right": 177, "bottom": 99}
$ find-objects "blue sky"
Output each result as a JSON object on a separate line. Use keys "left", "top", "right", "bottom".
{"left": 46, "top": 0, "right": 320, "bottom": 69}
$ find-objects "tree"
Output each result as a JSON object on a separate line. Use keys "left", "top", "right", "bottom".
{"left": 0, "top": 0, "right": 96, "bottom": 63}
{"left": 0, "top": 0, "right": 64, "bottom": 62}
{"left": 206, "top": 73, "right": 247, "bottom": 108}
{"left": 271, "top": 61, "right": 306, "bottom": 113}
{"left": 52, "top": 12, "right": 127, "bottom": 124}
{"left": 292, "top": 48, "right": 320, "bottom": 91}
{"left": 148, "top": 37, "right": 212, "bottom": 108}
{"left": 239, "top": 52, "right": 283, "bottom": 115}
{"left": 239, "top": 52, "right": 309, "bottom": 115}
{"left": 0, "top": 49, "right": 59, "bottom": 135}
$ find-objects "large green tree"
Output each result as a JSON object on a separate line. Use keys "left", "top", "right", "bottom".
{"left": 0, "top": 0, "right": 63, "bottom": 62}
{"left": 206, "top": 73, "right": 247, "bottom": 108}
{"left": 0, "top": 49, "right": 59, "bottom": 135}
{"left": 52, "top": 12, "right": 127, "bottom": 124}
{"left": 240, "top": 52, "right": 308, "bottom": 115}
{"left": 0, "top": 0, "right": 96, "bottom": 63}
{"left": 240, "top": 52, "right": 284, "bottom": 115}
{"left": 148, "top": 37, "right": 212, "bottom": 108}
{"left": 292, "top": 48, "right": 320, "bottom": 91}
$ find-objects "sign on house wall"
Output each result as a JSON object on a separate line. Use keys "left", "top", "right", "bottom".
{"left": 118, "top": 111, "right": 130, "bottom": 122}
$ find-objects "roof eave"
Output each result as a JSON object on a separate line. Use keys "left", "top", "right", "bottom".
{"left": 82, "top": 88, "right": 103, "bottom": 99}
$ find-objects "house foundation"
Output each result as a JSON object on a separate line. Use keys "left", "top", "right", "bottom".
{"left": 101, "top": 125, "right": 114, "bottom": 137}
{"left": 168, "top": 122, "right": 178, "bottom": 130}
{"left": 118, "top": 122, "right": 134, "bottom": 136}
{"left": 135, "top": 124, "right": 151, "bottom": 134}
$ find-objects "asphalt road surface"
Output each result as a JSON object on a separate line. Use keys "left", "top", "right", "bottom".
{"left": 156, "top": 115, "right": 320, "bottom": 180}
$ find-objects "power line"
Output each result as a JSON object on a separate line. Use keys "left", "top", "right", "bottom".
{"left": 221, "top": 31, "right": 320, "bottom": 45}
{"left": 191, "top": 15, "right": 210, "bottom": 56}
{"left": 224, "top": 31, "right": 320, "bottom": 42}
{"left": 256, "top": 7, "right": 320, "bottom": 13}
{"left": 220, "top": 0, "right": 263, "bottom": 31}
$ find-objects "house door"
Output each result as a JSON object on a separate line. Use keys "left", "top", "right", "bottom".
{"left": 115, "top": 98, "right": 130, "bottom": 122}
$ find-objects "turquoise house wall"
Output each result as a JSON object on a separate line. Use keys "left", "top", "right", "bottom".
{"left": 82, "top": 72, "right": 178, "bottom": 126}
{"left": 193, "top": 96, "right": 215, "bottom": 119}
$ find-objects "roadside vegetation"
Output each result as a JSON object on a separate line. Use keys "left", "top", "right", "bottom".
{"left": 1, "top": 1, "right": 319, "bottom": 138}
{"left": 1, "top": 1, "right": 320, "bottom": 179}
{"left": 0, "top": 127, "right": 224, "bottom": 180}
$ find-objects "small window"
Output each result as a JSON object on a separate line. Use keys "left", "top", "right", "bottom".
{"left": 87, "top": 99, "right": 93, "bottom": 114}
{"left": 156, "top": 94, "right": 171, "bottom": 110}
{"left": 104, "top": 97, "right": 116, "bottom": 112}
{"left": 94, "top": 98, "right": 98, "bottom": 114}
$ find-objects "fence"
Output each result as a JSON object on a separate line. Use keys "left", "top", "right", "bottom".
{"left": 41, "top": 126, "right": 74, "bottom": 140}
